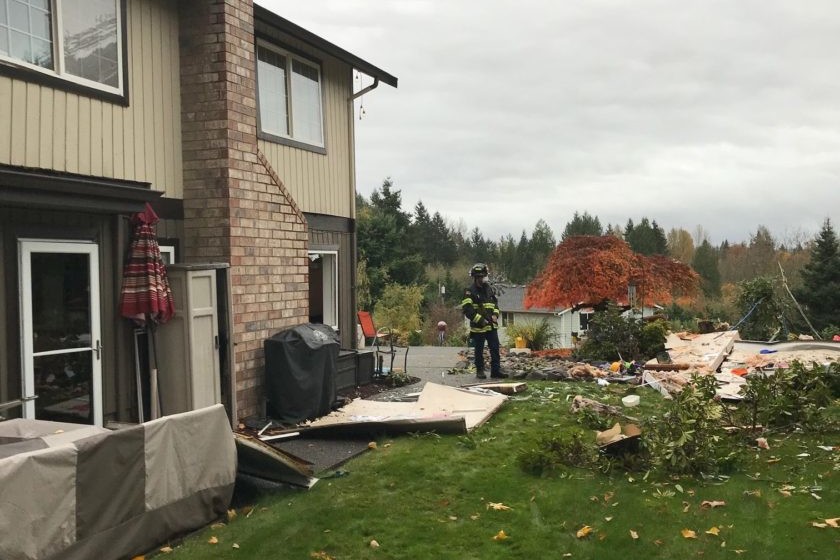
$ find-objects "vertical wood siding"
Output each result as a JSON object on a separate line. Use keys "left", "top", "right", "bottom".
{"left": 0, "top": 0, "right": 182, "bottom": 197}
{"left": 257, "top": 39, "right": 354, "bottom": 218}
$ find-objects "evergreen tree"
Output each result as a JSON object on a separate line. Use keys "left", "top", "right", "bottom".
{"left": 743, "top": 225, "right": 777, "bottom": 279}
{"left": 561, "top": 211, "right": 602, "bottom": 240}
{"left": 430, "top": 212, "right": 457, "bottom": 265}
{"left": 513, "top": 230, "right": 531, "bottom": 283}
{"left": 528, "top": 219, "right": 557, "bottom": 280}
{"left": 794, "top": 218, "right": 840, "bottom": 331}
{"left": 625, "top": 217, "right": 667, "bottom": 255}
{"left": 357, "top": 179, "right": 425, "bottom": 302}
{"left": 692, "top": 239, "right": 721, "bottom": 297}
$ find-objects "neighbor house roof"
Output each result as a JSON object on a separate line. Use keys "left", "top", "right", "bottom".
{"left": 254, "top": 4, "right": 399, "bottom": 88}
{"left": 495, "top": 285, "right": 568, "bottom": 314}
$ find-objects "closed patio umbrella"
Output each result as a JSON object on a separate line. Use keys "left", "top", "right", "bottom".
{"left": 120, "top": 203, "right": 175, "bottom": 419}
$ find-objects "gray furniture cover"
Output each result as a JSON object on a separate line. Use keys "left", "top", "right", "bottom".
{"left": 0, "top": 404, "right": 236, "bottom": 560}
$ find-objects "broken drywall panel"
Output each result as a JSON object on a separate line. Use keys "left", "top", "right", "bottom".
{"left": 650, "top": 331, "right": 739, "bottom": 373}
{"left": 305, "top": 382, "right": 507, "bottom": 434}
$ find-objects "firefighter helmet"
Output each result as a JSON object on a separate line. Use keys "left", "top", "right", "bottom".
{"left": 470, "top": 263, "right": 489, "bottom": 277}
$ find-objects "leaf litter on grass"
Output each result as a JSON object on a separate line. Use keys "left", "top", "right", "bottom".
{"left": 165, "top": 376, "right": 840, "bottom": 560}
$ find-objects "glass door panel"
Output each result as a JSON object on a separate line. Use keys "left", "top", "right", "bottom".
{"left": 19, "top": 240, "right": 102, "bottom": 425}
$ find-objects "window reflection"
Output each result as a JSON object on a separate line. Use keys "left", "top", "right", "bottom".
{"left": 31, "top": 253, "right": 92, "bottom": 353}
{"left": 62, "top": 0, "right": 118, "bottom": 87}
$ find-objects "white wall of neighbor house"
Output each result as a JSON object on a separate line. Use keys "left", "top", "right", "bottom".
{"left": 0, "top": 0, "right": 182, "bottom": 196}
{"left": 501, "top": 311, "right": 582, "bottom": 349}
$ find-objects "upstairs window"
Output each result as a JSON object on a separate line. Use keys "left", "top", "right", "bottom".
{"left": 257, "top": 42, "right": 324, "bottom": 148}
{"left": 0, "top": 0, "right": 122, "bottom": 95}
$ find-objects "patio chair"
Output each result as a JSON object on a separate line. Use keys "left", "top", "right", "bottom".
{"left": 357, "top": 311, "right": 409, "bottom": 377}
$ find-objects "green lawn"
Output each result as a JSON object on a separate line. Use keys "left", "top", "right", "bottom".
{"left": 166, "top": 381, "right": 839, "bottom": 559}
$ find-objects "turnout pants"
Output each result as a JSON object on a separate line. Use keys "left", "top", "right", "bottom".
{"left": 472, "top": 329, "right": 500, "bottom": 375}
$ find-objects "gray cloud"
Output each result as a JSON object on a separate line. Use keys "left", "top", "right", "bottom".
{"left": 260, "top": 0, "right": 839, "bottom": 245}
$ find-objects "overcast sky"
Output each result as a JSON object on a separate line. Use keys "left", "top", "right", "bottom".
{"left": 259, "top": 0, "right": 839, "bottom": 246}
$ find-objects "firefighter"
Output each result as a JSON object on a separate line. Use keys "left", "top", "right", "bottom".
{"left": 461, "top": 263, "right": 507, "bottom": 379}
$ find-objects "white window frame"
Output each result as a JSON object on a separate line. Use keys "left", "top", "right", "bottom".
{"left": 159, "top": 244, "right": 175, "bottom": 265}
{"left": 257, "top": 40, "right": 325, "bottom": 148}
{"left": 309, "top": 250, "right": 338, "bottom": 330}
{"left": 0, "top": 0, "right": 124, "bottom": 95}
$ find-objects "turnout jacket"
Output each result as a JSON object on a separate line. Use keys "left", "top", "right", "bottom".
{"left": 461, "top": 282, "right": 500, "bottom": 333}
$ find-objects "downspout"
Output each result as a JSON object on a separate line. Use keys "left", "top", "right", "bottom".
{"left": 352, "top": 76, "right": 379, "bottom": 100}
{"left": 348, "top": 76, "right": 379, "bottom": 349}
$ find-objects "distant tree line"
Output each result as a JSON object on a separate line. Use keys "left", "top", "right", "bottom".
{"left": 356, "top": 178, "right": 839, "bottom": 342}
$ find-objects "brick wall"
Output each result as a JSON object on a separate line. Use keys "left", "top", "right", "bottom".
{"left": 179, "top": 0, "right": 308, "bottom": 420}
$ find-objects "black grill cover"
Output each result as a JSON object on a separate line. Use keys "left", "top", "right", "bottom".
{"left": 264, "top": 323, "right": 339, "bottom": 423}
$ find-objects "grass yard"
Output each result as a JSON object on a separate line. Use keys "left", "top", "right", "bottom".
{"left": 166, "top": 380, "right": 839, "bottom": 559}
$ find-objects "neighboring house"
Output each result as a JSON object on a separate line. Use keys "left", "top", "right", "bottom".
{"left": 496, "top": 285, "right": 661, "bottom": 348}
{"left": 0, "top": 0, "right": 396, "bottom": 426}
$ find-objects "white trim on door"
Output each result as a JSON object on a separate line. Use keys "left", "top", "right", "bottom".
{"left": 18, "top": 239, "right": 103, "bottom": 426}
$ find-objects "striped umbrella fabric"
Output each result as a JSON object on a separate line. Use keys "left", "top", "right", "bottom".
{"left": 119, "top": 203, "right": 175, "bottom": 325}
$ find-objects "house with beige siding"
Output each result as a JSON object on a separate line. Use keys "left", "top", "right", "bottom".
{"left": 0, "top": 0, "right": 396, "bottom": 426}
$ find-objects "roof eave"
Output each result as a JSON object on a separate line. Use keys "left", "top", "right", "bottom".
{"left": 254, "top": 4, "right": 398, "bottom": 89}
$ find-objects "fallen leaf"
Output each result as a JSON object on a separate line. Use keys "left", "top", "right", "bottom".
{"left": 766, "top": 457, "right": 781, "bottom": 464}
{"left": 576, "top": 525, "right": 593, "bottom": 539}
{"left": 492, "top": 530, "right": 509, "bottom": 541}
{"left": 563, "top": 554, "right": 572, "bottom": 558}
{"left": 448, "top": 516, "right": 457, "bottom": 521}
{"left": 159, "top": 547, "right": 173, "bottom": 554}
{"left": 227, "top": 509, "right": 237, "bottom": 521}
{"left": 811, "top": 493, "right": 822, "bottom": 500}
{"left": 734, "top": 550, "right": 747, "bottom": 554}
{"left": 310, "top": 553, "right": 335, "bottom": 560}
{"left": 603, "top": 492, "right": 615, "bottom": 502}
{"left": 682, "top": 501, "right": 691, "bottom": 513}
{"left": 590, "top": 495, "right": 600, "bottom": 502}
{"left": 605, "top": 516, "right": 613, "bottom": 522}
{"left": 211, "top": 522, "right": 225, "bottom": 529}
{"left": 756, "top": 437, "right": 769, "bottom": 449}
{"left": 370, "top": 540, "right": 380, "bottom": 548}
{"left": 825, "top": 518, "right": 840, "bottom": 528}
{"left": 778, "top": 489, "right": 792, "bottom": 497}
{"left": 232, "top": 543, "right": 239, "bottom": 549}
{"left": 812, "top": 522, "right": 828, "bottom": 528}
{"left": 654, "top": 539, "right": 663, "bottom": 546}
{"left": 675, "top": 484, "right": 684, "bottom": 493}
{"left": 598, "top": 533, "right": 607, "bottom": 541}
{"left": 743, "top": 490, "right": 761, "bottom": 498}
{"left": 487, "top": 502, "right": 512, "bottom": 511}
{"left": 705, "top": 527, "right": 720, "bottom": 536}
{"left": 700, "top": 500, "right": 726, "bottom": 508}
{"left": 470, "top": 514, "right": 480, "bottom": 520}
{"left": 681, "top": 529, "right": 697, "bottom": 539}
{"left": 368, "top": 442, "right": 377, "bottom": 449}
{"left": 208, "top": 536, "right": 218, "bottom": 545}
{"left": 630, "top": 530, "right": 639, "bottom": 540}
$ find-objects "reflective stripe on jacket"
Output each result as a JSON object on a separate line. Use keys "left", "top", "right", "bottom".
{"left": 461, "top": 283, "right": 500, "bottom": 333}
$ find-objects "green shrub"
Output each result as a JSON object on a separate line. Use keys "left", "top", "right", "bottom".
{"left": 644, "top": 375, "right": 740, "bottom": 475}
{"left": 504, "top": 319, "right": 557, "bottom": 350}
{"left": 639, "top": 319, "right": 668, "bottom": 358}
{"left": 575, "top": 304, "right": 643, "bottom": 361}
{"left": 741, "top": 360, "right": 839, "bottom": 431}
{"left": 372, "top": 283, "right": 424, "bottom": 334}
{"left": 517, "top": 431, "right": 600, "bottom": 475}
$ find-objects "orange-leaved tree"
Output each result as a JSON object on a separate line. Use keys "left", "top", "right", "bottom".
{"left": 524, "top": 235, "right": 699, "bottom": 308}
